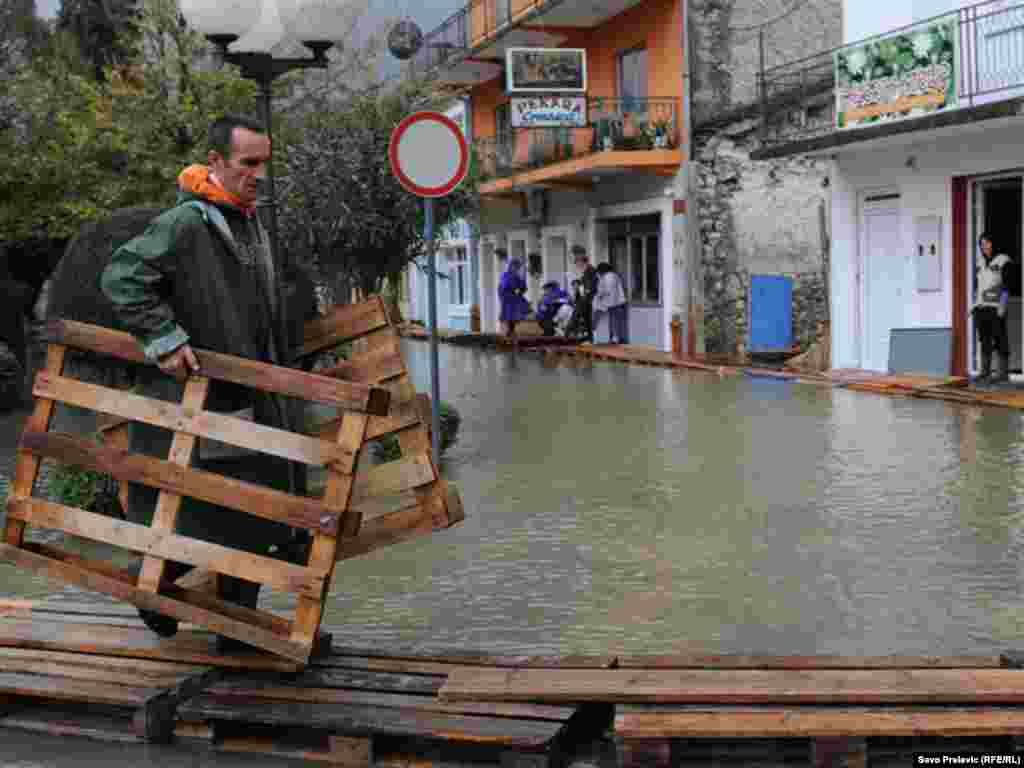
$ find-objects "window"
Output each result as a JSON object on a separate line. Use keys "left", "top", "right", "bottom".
{"left": 447, "top": 246, "right": 469, "bottom": 307}
{"left": 495, "top": 103, "right": 511, "bottom": 141}
{"left": 606, "top": 214, "right": 660, "bottom": 305}
{"left": 618, "top": 47, "right": 648, "bottom": 113}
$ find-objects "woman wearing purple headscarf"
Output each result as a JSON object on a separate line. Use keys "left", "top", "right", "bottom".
{"left": 498, "top": 256, "right": 530, "bottom": 342}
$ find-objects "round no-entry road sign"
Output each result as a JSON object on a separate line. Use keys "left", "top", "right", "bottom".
{"left": 389, "top": 111, "right": 469, "bottom": 198}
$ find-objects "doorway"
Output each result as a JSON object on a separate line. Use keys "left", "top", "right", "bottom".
{"left": 858, "top": 193, "right": 904, "bottom": 372}
{"left": 970, "top": 176, "right": 1023, "bottom": 375}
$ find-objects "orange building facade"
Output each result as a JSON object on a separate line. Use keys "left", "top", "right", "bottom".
{"left": 415, "top": 0, "right": 690, "bottom": 349}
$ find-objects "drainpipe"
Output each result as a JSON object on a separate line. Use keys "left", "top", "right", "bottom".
{"left": 681, "top": 0, "right": 698, "bottom": 356}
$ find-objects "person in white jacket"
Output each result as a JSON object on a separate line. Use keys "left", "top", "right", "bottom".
{"left": 972, "top": 233, "right": 1012, "bottom": 384}
{"left": 593, "top": 262, "right": 628, "bottom": 344}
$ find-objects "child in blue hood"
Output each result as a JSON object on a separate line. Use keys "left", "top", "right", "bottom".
{"left": 537, "top": 281, "right": 573, "bottom": 336}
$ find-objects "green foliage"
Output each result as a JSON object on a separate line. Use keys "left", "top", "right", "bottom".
{"left": 279, "top": 80, "right": 480, "bottom": 298}
{"left": 57, "top": 0, "right": 140, "bottom": 81}
{"left": 373, "top": 400, "right": 462, "bottom": 462}
{"left": 0, "top": 0, "right": 260, "bottom": 244}
{"left": 50, "top": 462, "right": 106, "bottom": 512}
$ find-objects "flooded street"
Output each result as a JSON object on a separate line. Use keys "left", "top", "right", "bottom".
{"left": 4, "top": 340, "right": 1024, "bottom": 657}
{"left": 3, "top": 340, "right": 1024, "bottom": 764}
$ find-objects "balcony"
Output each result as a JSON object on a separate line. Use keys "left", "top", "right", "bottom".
{"left": 753, "top": 0, "right": 1024, "bottom": 159}
{"left": 473, "top": 97, "right": 682, "bottom": 195}
{"left": 411, "top": 0, "right": 645, "bottom": 87}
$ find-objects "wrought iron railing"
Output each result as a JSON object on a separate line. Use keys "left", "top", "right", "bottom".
{"left": 411, "top": 0, "right": 569, "bottom": 75}
{"left": 758, "top": 0, "right": 1024, "bottom": 149}
{"left": 473, "top": 97, "right": 679, "bottom": 182}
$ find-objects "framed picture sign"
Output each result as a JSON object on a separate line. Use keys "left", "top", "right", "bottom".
{"left": 506, "top": 47, "right": 587, "bottom": 94}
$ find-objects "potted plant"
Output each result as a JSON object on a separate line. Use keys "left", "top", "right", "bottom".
{"left": 652, "top": 119, "right": 673, "bottom": 148}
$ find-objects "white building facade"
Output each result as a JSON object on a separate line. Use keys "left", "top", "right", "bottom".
{"left": 759, "top": 0, "right": 1024, "bottom": 376}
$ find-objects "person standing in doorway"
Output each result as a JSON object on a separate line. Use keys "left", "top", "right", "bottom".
{"left": 498, "top": 256, "right": 530, "bottom": 344}
{"left": 572, "top": 245, "right": 598, "bottom": 342}
{"left": 594, "top": 262, "right": 628, "bottom": 344}
{"left": 972, "top": 232, "right": 1011, "bottom": 384}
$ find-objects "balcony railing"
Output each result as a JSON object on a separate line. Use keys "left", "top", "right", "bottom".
{"left": 474, "top": 97, "right": 679, "bottom": 183}
{"left": 757, "top": 0, "right": 1024, "bottom": 149}
{"left": 411, "top": 0, "right": 568, "bottom": 75}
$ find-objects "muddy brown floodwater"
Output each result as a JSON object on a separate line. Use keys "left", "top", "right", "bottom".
{"left": 2, "top": 339, "right": 1024, "bottom": 763}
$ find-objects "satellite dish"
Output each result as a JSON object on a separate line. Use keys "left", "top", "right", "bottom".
{"left": 388, "top": 19, "right": 423, "bottom": 61}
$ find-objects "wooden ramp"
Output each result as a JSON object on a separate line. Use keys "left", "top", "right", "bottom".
{"left": 2, "top": 298, "right": 465, "bottom": 666}
{"left": 440, "top": 656, "right": 1024, "bottom": 767}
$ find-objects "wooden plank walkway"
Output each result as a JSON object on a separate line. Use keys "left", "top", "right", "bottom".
{"left": 0, "top": 598, "right": 614, "bottom": 765}
{"left": 439, "top": 657, "right": 1024, "bottom": 768}
{"left": 6, "top": 601, "right": 1024, "bottom": 765}
{"left": 400, "top": 328, "right": 1024, "bottom": 412}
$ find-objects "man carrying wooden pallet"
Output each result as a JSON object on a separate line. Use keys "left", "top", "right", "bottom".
{"left": 101, "top": 115, "right": 318, "bottom": 650}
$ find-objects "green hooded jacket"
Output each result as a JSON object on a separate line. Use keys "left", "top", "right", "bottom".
{"left": 100, "top": 174, "right": 317, "bottom": 558}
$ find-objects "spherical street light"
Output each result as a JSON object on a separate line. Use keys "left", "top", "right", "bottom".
{"left": 229, "top": 0, "right": 296, "bottom": 53}
{"left": 289, "top": 0, "right": 353, "bottom": 47}
{"left": 178, "top": 0, "right": 263, "bottom": 41}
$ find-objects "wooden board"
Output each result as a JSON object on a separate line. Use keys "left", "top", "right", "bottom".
{"left": 615, "top": 705, "right": 1024, "bottom": 737}
{"left": 612, "top": 654, "right": 1005, "bottom": 669}
{"left": 299, "top": 299, "right": 392, "bottom": 358}
{"left": 440, "top": 667, "right": 1024, "bottom": 705}
{"left": 8, "top": 498, "right": 328, "bottom": 598}
{"left": 0, "top": 617, "right": 298, "bottom": 672}
{"left": 31, "top": 376, "right": 354, "bottom": 470}
{"left": 19, "top": 431, "right": 339, "bottom": 534}
{"left": 47, "top": 319, "right": 391, "bottom": 414}
{"left": 180, "top": 696, "right": 566, "bottom": 749}
{"left": 0, "top": 703, "right": 144, "bottom": 744}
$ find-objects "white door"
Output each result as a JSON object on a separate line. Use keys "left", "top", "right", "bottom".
{"left": 862, "top": 204, "right": 904, "bottom": 372}
{"left": 480, "top": 241, "right": 496, "bottom": 332}
{"left": 547, "top": 235, "right": 569, "bottom": 290}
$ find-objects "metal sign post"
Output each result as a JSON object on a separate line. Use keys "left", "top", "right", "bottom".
{"left": 388, "top": 111, "right": 470, "bottom": 460}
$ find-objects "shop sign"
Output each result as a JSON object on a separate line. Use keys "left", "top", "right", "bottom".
{"left": 510, "top": 95, "right": 588, "bottom": 128}
{"left": 835, "top": 16, "right": 959, "bottom": 129}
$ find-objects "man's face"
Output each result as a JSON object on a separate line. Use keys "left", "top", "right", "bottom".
{"left": 981, "top": 238, "right": 993, "bottom": 258}
{"left": 209, "top": 127, "right": 271, "bottom": 206}
{"left": 574, "top": 256, "right": 588, "bottom": 271}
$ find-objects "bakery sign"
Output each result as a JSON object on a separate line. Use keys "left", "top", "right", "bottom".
{"left": 510, "top": 95, "right": 588, "bottom": 128}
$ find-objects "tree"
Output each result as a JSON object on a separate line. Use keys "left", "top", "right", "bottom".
{"left": 57, "top": 0, "right": 139, "bottom": 81}
{"left": 0, "top": 0, "right": 261, "bottom": 245}
{"left": 278, "top": 78, "right": 479, "bottom": 311}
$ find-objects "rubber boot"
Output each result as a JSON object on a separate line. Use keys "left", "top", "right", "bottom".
{"left": 215, "top": 576, "right": 261, "bottom": 654}
{"left": 993, "top": 353, "right": 1010, "bottom": 384}
{"left": 975, "top": 350, "right": 992, "bottom": 385}
{"left": 136, "top": 560, "right": 192, "bottom": 638}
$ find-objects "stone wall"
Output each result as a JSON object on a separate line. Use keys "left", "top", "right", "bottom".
{"left": 694, "top": 119, "right": 831, "bottom": 356}
{"left": 688, "top": 0, "right": 841, "bottom": 358}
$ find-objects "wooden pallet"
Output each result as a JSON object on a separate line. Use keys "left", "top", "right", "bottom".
{"left": 440, "top": 656, "right": 1024, "bottom": 768}
{"left": 300, "top": 296, "right": 464, "bottom": 562}
{"left": 0, "top": 599, "right": 225, "bottom": 743}
{"left": 2, "top": 317, "right": 395, "bottom": 665}
{"left": 177, "top": 646, "right": 616, "bottom": 766}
